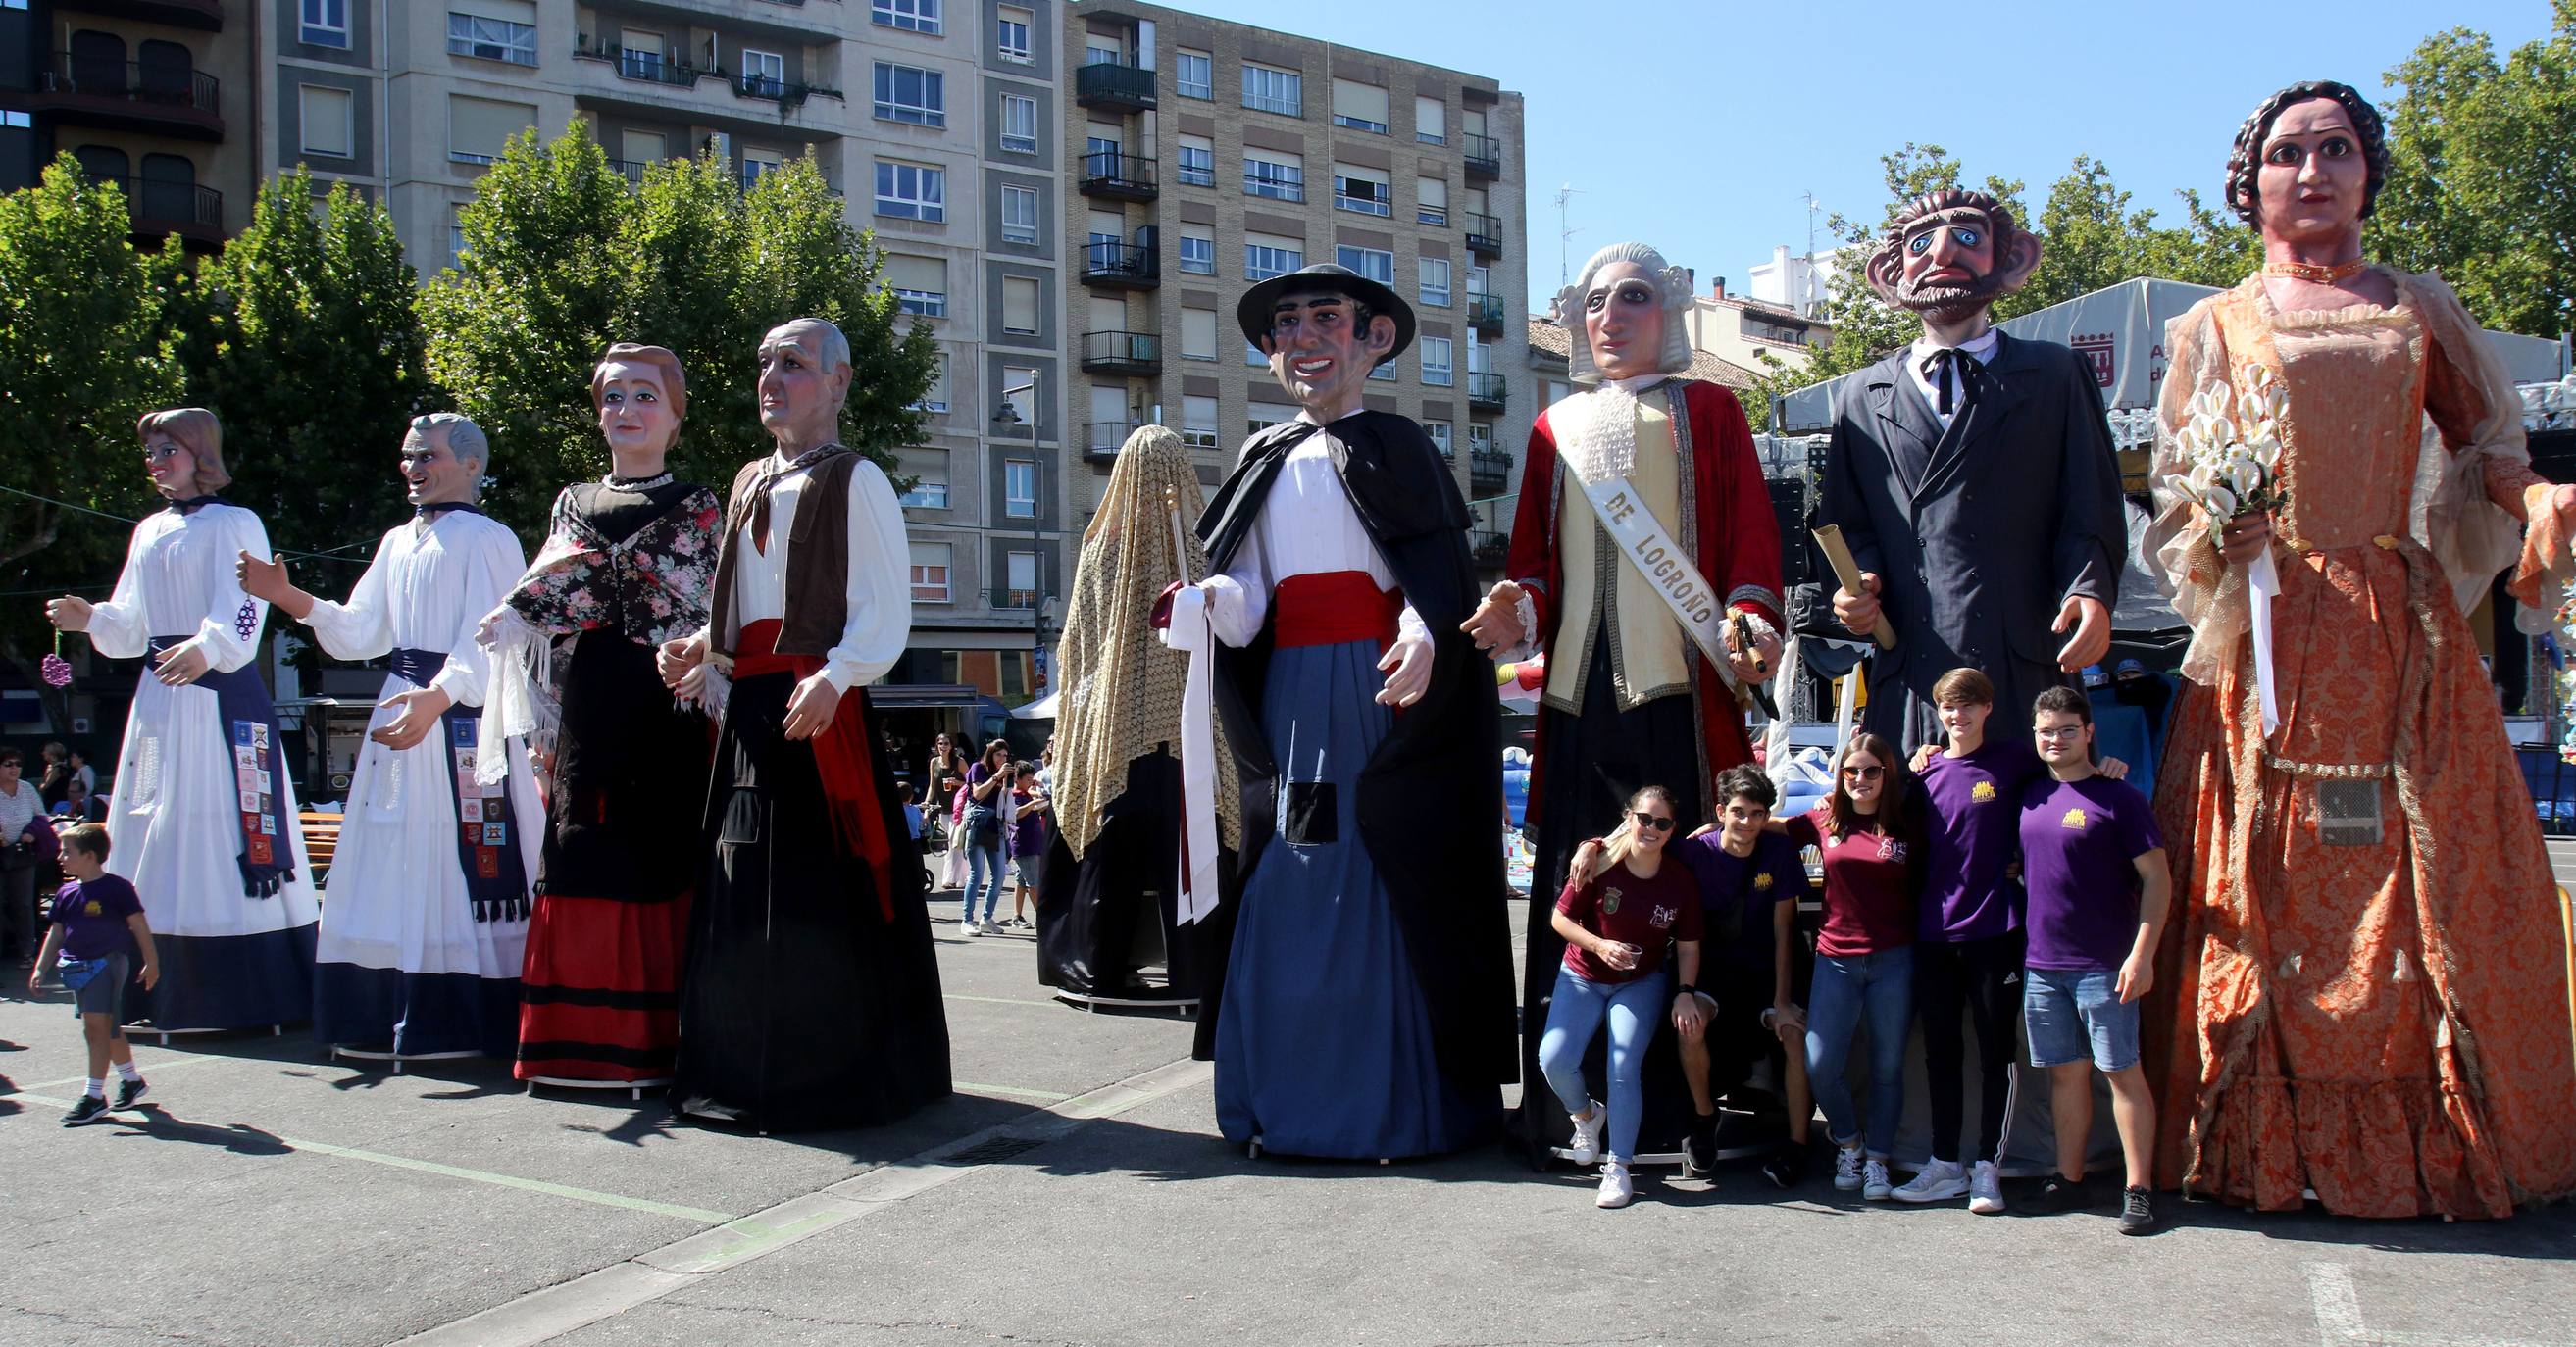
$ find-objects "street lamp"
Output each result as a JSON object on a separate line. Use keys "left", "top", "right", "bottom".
{"left": 992, "top": 381, "right": 1045, "bottom": 701}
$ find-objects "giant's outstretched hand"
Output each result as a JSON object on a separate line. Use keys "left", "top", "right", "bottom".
{"left": 2052, "top": 594, "right": 2111, "bottom": 674}
{"left": 1459, "top": 580, "right": 1528, "bottom": 656}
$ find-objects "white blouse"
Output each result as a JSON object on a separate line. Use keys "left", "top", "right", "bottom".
{"left": 1202, "top": 413, "right": 1428, "bottom": 650}
{"left": 303, "top": 511, "right": 527, "bottom": 706}
{"left": 83, "top": 502, "right": 273, "bottom": 672}
{"left": 716, "top": 451, "right": 912, "bottom": 691}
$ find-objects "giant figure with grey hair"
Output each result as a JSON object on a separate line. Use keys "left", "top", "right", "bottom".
{"left": 239, "top": 412, "right": 538, "bottom": 1060}
{"left": 1462, "top": 241, "right": 1785, "bottom": 1172}
{"left": 658, "top": 318, "right": 949, "bottom": 1131}
{"left": 47, "top": 407, "right": 320, "bottom": 1031}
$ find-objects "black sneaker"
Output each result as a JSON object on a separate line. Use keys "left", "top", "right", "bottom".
{"left": 62, "top": 1095, "right": 111, "bottom": 1127}
{"left": 113, "top": 1078, "right": 149, "bottom": 1111}
{"left": 2031, "top": 1172, "right": 2094, "bottom": 1214}
{"left": 1761, "top": 1140, "right": 1807, "bottom": 1189}
{"left": 1683, "top": 1117, "right": 1718, "bottom": 1178}
{"left": 2117, "top": 1185, "right": 2158, "bottom": 1235}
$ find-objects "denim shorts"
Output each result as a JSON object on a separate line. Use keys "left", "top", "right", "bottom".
{"left": 1011, "top": 856, "right": 1039, "bottom": 889}
{"left": 2024, "top": 967, "right": 2138, "bottom": 1072}
{"left": 69, "top": 952, "right": 130, "bottom": 1022}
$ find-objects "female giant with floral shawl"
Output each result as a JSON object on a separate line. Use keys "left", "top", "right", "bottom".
{"left": 2145, "top": 81, "right": 2576, "bottom": 1219}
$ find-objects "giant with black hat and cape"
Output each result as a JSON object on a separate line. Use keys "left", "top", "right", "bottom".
{"left": 1175, "top": 264, "right": 1516, "bottom": 1159}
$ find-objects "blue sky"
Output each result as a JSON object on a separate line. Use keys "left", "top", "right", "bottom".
{"left": 1156, "top": 0, "right": 2556, "bottom": 306}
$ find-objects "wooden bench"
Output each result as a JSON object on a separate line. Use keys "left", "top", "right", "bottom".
{"left": 298, "top": 811, "right": 342, "bottom": 883}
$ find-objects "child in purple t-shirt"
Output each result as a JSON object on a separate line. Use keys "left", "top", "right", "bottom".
{"left": 27, "top": 823, "right": 161, "bottom": 1126}
{"left": 2019, "top": 686, "right": 2169, "bottom": 1236}
{"left": 1002, "top": 762, "right": 1049, "bottom": 930}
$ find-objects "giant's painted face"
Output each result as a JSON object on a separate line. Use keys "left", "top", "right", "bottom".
{"left": 757, "top": 320, "right": 850, "bottom": 441}
{"left": 1261, "top": 289, "right": 1392, "bottom": 413}
{"left": 2251, "top": 97, "right": 2368, "bottom": 243}
{"left": 1865, "top": 189, "right": 2041, "bottom": 321}
{"left": 597, "top": 360, "right": 681, "bottom": 458}
{"left": 397, "top": 424, "right": 477, "bottom": 506}
{"left": 1583, "top": 261, "right": 1664, "bottom": 382}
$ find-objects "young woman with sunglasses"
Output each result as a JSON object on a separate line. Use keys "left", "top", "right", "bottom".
{"left": 1537, "top": 784, "right": 1704, "bottom": 1209}
{"left": 1782, "top": 732, "right": 1924, "bottom": 1201}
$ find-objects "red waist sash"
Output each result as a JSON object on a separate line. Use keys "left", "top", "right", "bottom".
{"left": 1273, "top": 571, "right": 1402, "bottom": 650}
{"left": 732, "top": 618, "right": 894, "bottom": 921}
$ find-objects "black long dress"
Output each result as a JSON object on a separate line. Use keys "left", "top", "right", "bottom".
{"left": 1035, "top": 747, "right": 1202, "bottom": 1000}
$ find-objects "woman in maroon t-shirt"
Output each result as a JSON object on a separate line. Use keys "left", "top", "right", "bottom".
{"left": 1778, "top": 732, "right": 1924, "bottom": 1201}
{"left": 1536, "top": 785, "right": 1705, "bottom": 1210}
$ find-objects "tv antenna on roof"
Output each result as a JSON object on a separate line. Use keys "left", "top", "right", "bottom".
{"left": 1554, "top": 184, "right": 1582, "bottom": 291}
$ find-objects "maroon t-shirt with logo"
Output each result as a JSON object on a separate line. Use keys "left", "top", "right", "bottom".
{"left": 1556, "top": 856, "right": 1704, "bottom": 984}
{"left": 1784, "top": 807, "right": 1920, "bottom": 958}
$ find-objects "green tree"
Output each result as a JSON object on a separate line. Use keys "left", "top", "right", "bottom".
{"left": 2373, "top": 2, "right": 2576, "bottom": 335}
{"left": 422, "top": 125, "right": 937, "bottom": 534}
{"left": 1796, "top": 145, "right": 2029, "bottom": 390}
{"left": 159, "top": 167, "right": 436, "bottom": 570}
{"left": 0, "top": 157, "right": 181, "bottom": 718}
{"left": 2004, "top": 157, "right": 2259, "bottom": 319}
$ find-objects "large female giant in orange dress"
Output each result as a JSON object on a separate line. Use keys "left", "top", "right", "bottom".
{"left": 2145, "top": 81, "right": 2576, "bottom": 1218}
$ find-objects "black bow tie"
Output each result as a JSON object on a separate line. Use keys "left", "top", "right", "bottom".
{"left": 165, "top": 495, "right": 223, "bottom": 516}
{"left": 414, "top": 501, "right": 483, "bottom": 522}
{"left": 1920, "top": 347, "right": 1986, "bottom": 417}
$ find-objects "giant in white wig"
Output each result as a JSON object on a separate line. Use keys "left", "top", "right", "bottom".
{"left": 1551, "top": 241, "right": 1695, "bottom": 386}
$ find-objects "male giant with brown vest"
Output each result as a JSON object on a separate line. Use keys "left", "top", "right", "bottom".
{"left": 658, "top": 317, "right": 950, "bottom": 1131}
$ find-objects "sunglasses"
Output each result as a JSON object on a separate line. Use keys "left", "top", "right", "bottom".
{"left": 1632, "top": 812, "right": 1675, "bottom": 831}
{"left": 1842, "top": 765, "right": 1886, "bottom": 780}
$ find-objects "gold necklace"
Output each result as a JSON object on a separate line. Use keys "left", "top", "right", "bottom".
{"left": 2262, "top": 257, "right": 2371, "bottom": 283}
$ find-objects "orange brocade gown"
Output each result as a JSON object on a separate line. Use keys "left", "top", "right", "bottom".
{"left": 2147, "top": 274, "right": 2576, "bottom": 1219}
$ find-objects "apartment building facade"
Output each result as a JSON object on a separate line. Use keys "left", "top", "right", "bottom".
{"left": 0, "top": 0, "right": 257, "bottom": 248}
{"left": 1056, "top": 0, "right": 1531, "bottom": 578}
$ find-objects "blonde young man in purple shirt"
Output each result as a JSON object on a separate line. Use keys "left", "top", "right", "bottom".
{"left": 2019, "top": 684, "right": 2168, "bottom": 1235}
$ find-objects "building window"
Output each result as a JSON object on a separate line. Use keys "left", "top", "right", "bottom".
{"left": 874, "top": 161, "right": 945, "bottom": 222}
{"left": 1467, "top": 423, "right": 1492, "bottom": 454}
{"left": 301, "top": 0, "right": 349, "bottom": 48}
{"left": 1176, "top": 49, "right": 1212, "bottom": 100}
{"left": 447, "top": 93, "right": 534, "bottom": 167}
{"left": 1002, "top": 275, "right": 1040, "bottom": 334}
{"left": 995, "top": 6, "right": 1033, "bottom": 63}
{"left": 893, "top": 288, "right": 944, "bottom": 318}
{"left": 1182, "top": 394, "right": 1219, "bottom": 449}
{"left": 299, "top": 85, "right": 354, "bottom": 158}
{"left": 1000, "top": 185, "right": 1039, "bottom": 245}
{"left": 1178, "top": 232, "right": 1215, "bottom": 275}
{"left": 1417, "top": 176, "right": 1449, "bottom": 226}
{"left": 1331, "top": 78, "right": 1389, "bottom": 134}
{"left": 1333, "top": 165, "right": 1389, "bottom": 217}
{"left": 874, "top": 63, "right": 944, "bottom": 127}
{"left": 873, "top": 0, "right": 941, "bottom": 35}
{"left": 1421, "top": 336, "right": 1453, "bottom": 386}
{"left": 1415, "top": 95, "right": 1446, "bottom": 145}
{"left": 884, "top": 254, "right": 945, "bottom": 318}
{"left": 739, "top": 150, "right": 784, "bottom": 189}
{"left": 1419, "top": 257, "right": 1451, "bottom": 307}
{"left": 1004, "top": 551, "right": 1039, "bottom": 608}
{"left": 1, "top": 111, "right": 28, "bottom": 128}
{"left": 739, "top": 49, "right": 785, "bottom": 99}
{"left": 1181, "top": 307, "right": 1218, "bottom": 362}
{"left": 900, "top": 479, "right": 950, "bottom": 509}
{"left": 1425, "top": 420, "right": 1452, "bottom": 456}
{"left": 1177, "top": 136, "right": 1214, "bottom": 187}
{"left": 1086, "top": 42, "right": 1122, "bottom": 66}
{"left": 1244, "top": 338, "right": 1268, "bottom": 368}
{"left": 1248, "top": 402, "right": 1296, "bottom": 435}
{"left": 448, "top": 12, "right": 536, "bottom": 66}
{"left": 909, "top": 542, "right": 952, "bottom": 601}
{"left": 1004, "top": 461, "right": 1037, "bottom": 519}
{"left": 999, "top": 92, "right": 1036, "bottom": 153}
{"left": 1242, "top": 153, "right": 1302, "bottom": 203}
{"left": 1335, "top": 246, "right": 1392, "bottom": 284}
{"left": 1241, "top": 63, "right": 1300, "bottom": 117}
{"left": 1243, "top": 241, "right": 1302, "bottom": 282}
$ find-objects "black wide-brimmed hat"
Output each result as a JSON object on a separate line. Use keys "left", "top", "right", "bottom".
{"left": 1236, "top": 263, "right": 1416, "bottom": 365}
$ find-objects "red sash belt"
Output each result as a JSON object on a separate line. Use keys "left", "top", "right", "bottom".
{"left": 1272, "top": 571, "right": 1402, "bottom": 651}
{"left": 733, "top": 618, "right": 894, "bottom": 922}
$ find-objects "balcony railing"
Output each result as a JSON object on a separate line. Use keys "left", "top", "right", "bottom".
{"left": 57, "top": 0, "right": 226, "bottom": 27}
{"left": 1079, "top": 330, "right": 1162, "bottom": 375}
{"left": 1076, "top": 62, "right": 1156, "bottom": 110}
{"left": 1081, "top": 241, "right": 1159, "bottom": 288}
{"left": 94, "top": 175, "right": 224, "bottom": 242}
{"left": 1470, "top": 529, "right": 1508, "bottom": 566}
{"left": 1463, "top": 132, "right": 1501, "bottom": 178}
{"left": 576, "top": 38, "right": 715, "bottom": 87}
{"left": 37, "top": 54, "right": 224, "bottom": 138}
{"left": 1085, "top": 421, "right": 1144, "bottom": 459}
{"left": 1464, "top": 212, "right": 1502, "bottom": 256}
{"left": 985, "top": 587, "right": 1044, "bottom": 611}
{"left": 606, "top": 157, "right": 649, "bottom": 185}
{"left": 1078, "top": 151, "right": 1157, "bottom": 200}
{"left": 1468, "top": 374, "right": 1508, "bottom": 413}
{"left": 1469, "top": 450, "right": 1511, "bottom": 492}
{"left": 1466, "top": 290, "right": 1505, "bottom": 331}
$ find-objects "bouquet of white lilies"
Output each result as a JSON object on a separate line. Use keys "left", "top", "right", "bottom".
{"left": 2169, "top": 366, "right": 2289, "bottom": 542}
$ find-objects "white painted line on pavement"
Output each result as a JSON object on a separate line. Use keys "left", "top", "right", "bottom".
{"left": 2305, "top": 1262, "right": 2551, "bottom": 1347}
{"left": 396, "top": 1054, "right": 1214, "bottom": 1347}
{"left": 943, "top": 991, "right": 1063, "bottom": 1008}
{"left": 953, "top": 1080, "right": 1075, "bottom": 1102}
{"left": 2, "top": 1051, "right": 241, "bottom": 1098}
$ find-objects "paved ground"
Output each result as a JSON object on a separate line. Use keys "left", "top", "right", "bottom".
{"left": 3, "top": 855, "right": 2573, "bottom": 1347}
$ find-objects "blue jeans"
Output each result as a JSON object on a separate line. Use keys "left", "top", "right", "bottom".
{"left": 1536, "top": 964, "right": 1668, "bottom": 1165}
{"left": 961, "top": 843, "right": 1004, "bottom": 923}
{"left": 1804, "top": 946, "right": 1914, "bottom": 1159}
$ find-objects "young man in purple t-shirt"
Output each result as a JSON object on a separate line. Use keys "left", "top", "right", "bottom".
{"left": 27, "top": 823, "right": 161, "bottom": 1126}
{"left": 1669, "top": 765, "right": 1813, "bottom": 1187}
{"left": 2020, "top": 685, "right": 2169, "bottom": 1235}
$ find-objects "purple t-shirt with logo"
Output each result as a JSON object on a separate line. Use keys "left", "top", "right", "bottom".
{"left": 1675, "top": 830, "right": 1807, "bottom": 974}
{"left": 50, "top": 874, "right": 143, "bottom": 962}
{"left": 1917, "top": 737, "right": 2046, "bottom": 943}
{"left": 2018, "top": 774, "right": 2162, "bottom": 972}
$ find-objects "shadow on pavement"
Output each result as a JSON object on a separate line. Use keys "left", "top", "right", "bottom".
{"left": 109, "top": 1106, "right": 292, "bottom": 1156}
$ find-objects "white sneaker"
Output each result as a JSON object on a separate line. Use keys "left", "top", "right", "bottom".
{"left": 961, "top": 919, "right": 982, "bottom": 937}
{"left": 1595, "top": 1160, "right": 1635, "bottom": 1209}
{"left": 1968, "top": 1160, "right": 2007, "bottom": 1215}
{"left": 1833, "top": 1143, "right": 1865, "bottom": 1191}
{"left": 980, "top": 919, "right": 1004, "bottom": 934}
{"left": 1894, "top": 1157, "right": 1969, "bottom": 1203}
{"left": 1863, "top": 1158, "right": 1894, "bottom": 1201}
{"left": 1566, "top": 1104, "right": 1606, "bottom": 1167}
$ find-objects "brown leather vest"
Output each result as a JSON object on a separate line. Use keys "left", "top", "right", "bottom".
{"left": 708, "top": 447, "right": 861, "bottom": 660}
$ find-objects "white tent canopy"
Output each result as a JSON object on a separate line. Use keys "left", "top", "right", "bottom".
{"left": 1777, "top": 276, "right": 2570, "bottom": 433}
